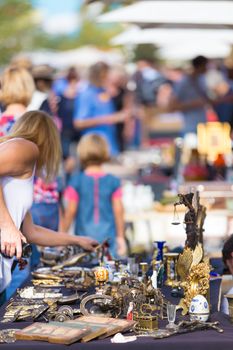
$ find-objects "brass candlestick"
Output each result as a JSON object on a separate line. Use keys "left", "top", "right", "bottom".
{"left": 140, "top": 262, "right": 149, "bottom": 283}
{"left": 164, "top": 253, "right": 179, "bottom": 286}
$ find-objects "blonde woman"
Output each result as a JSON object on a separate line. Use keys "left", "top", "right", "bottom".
{"left": 0, "top": 65, "right": 61, "bottom": 269}
{"left": 0, "top": 111, "right": 98, "bottom": 295}
{"left": 0, "top": 66, "right": 35, "bottom": 135}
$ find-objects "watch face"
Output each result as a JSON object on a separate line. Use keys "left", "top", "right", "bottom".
{"left": 1, "top": 329, "right": 17, "bottom": 343}
{"left": 22, "top": 243, "right": 32, "bottom": 258}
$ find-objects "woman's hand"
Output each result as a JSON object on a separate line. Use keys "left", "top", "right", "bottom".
{"left": 0, "top": 225, "right": 26, "bottom": 259}
{"left": 76, "top": 236, "right": 99, "bottom": 252}
{"left": 116, "top": 236, "right": 127, "bottom": 257}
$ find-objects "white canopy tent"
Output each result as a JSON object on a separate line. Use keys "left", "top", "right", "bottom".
{"left": 25, "top": 46, "right": 123, "bottom": 70}
{"left": 159, "top": 42, "right": 231, "bottom": 60}
{"left": 111, "top": 27, "right": 233, "bottom": 46}
{"left": 98, "top": 1, "right": 233, "bottom": 28}
{"left": 110, "top": 27, "right": 233, "bottom": 59}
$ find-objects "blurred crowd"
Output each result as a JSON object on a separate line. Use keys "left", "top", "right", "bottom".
{"left": 2, "top": 53, "right": 233, "bottom": 151}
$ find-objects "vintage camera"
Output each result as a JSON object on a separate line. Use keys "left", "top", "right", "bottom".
{"left": 0, "top": 240, "right": 32, "bottom": 259}
{"left": 21, "top": 242, "right": 32, "bottom": 258}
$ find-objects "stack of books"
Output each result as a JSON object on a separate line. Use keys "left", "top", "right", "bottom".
{"left": 15, "top": 316, "right": 135, "bottom": 345}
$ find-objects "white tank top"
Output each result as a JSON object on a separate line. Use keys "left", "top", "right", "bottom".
{"left": 0, "top": 138, "right": 36, "bottom": 292}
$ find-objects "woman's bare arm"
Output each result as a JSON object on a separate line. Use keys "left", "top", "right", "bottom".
{"left": 74, "top": 111, "right": 128, "bottom": 130}
{"left": 22, "top": 212, "right": 98, "bottom": 252}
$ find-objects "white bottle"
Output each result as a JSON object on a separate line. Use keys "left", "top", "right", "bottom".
{"left": 151, "top": 270, "right": 157, "bottom": 289}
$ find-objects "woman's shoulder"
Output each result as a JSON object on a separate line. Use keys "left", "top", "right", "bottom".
{"left": 0, "top": 138, "right": 39, "bottom": 160}
{"left": 0, "top": 138, "right": 39, "bottom": 178}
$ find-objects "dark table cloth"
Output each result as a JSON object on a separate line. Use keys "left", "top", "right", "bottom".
{"left": 0, "top": 275, "right": 225, "bottom": 349}
{"left": 0, "top": 312, "right": 232, "bottom": 350}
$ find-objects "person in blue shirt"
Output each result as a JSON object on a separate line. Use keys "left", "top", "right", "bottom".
{"left": 73, "top": 62, "right": 130, "bottom": 156}
{"left": 170, "top": 56, "right": 209, "bottom": 135}
{"left": 62, "top": 133, "right": 127, "bottom": 258}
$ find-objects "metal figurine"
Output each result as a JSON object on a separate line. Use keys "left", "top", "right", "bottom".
{"left": 174, "top": 193, "right": 198, "bottom": 250}
{"left": 174, "top": 191, "right": 207, "bottom": 250}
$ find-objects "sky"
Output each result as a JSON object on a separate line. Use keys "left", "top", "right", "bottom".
{"left": 31, "top": 0, "right": 83, "bottom": 35}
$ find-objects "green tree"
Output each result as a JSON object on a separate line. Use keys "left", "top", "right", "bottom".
{"left": 0, "top": 1, "right": 124, "bottom": 66}
{"left": 45, "top": 4, "right": 122, "bottom": 51}
{"left": 0, "top": 0, "right": 40, "bottom": 65}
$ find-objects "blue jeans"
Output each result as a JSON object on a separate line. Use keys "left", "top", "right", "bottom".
{"left": 0, "top": 290, "right": 6, "bottom": 306}
{"left": 30, "top": 202, "right": 59, "bottom": 267}
{"left": 6, "top": 263, "right": 29, "bottom": 300}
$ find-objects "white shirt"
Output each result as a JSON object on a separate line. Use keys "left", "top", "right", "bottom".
{"left": 0, "top": 138, "right": 35, "bottom": 292}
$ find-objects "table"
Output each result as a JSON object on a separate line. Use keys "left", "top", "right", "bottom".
{"left": 0, "top": 312, "right": 232, "bottom": 350}
{"left": 0, "top": 277, "right": 225, "bottom": 349}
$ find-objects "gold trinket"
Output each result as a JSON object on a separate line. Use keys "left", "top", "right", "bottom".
{"left": 94, "top": 266, "right": 109, "bottom": 290}
{"left": 133, "top": 312, "right": 158, "bottom": 333}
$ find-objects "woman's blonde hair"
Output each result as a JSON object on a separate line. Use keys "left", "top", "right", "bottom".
{"left": 77, "top": 133, "right": 110, "bottom": 169}
{"left": 0, "top": 66, "right": 35, "bottom": 107}
{"left": 0, "top": 111, "right": 61, "bottom": 182}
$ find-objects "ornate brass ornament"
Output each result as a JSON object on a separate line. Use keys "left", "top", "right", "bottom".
{"left": 173, "top": 192, "right": 210, "bottom": 315}
{"left": 179, "top": 259, "right": 211, "bottom": 315}
{"left": 175, "top": 244, "right": 210, "bottom": 314}
{"left": 177, "top": 248, "right": 193, "bottom": 281}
